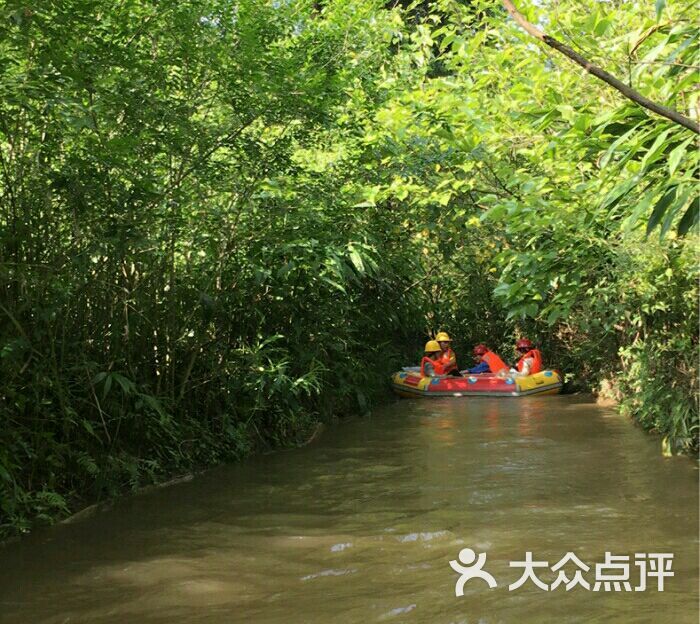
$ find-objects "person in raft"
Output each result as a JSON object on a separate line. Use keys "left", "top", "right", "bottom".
{"left": 511, "top": 338, "right": 543, "bottom": 376}
{"left": 420, "top": 340, "right": 445, "bottom": 377}
{"left": 435, "top": 331, "right": 460, "bottom": 376}
{"left": 466, "top": 344, "right": 509, "bottom": 375}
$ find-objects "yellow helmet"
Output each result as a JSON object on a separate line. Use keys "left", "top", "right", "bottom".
{"left": 424, "top": 340, "right": 441, "bottom": 353}
{"left": 435, "top": 331, "right": 452, "bottom": 342}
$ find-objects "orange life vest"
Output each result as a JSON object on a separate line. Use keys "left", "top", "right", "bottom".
{"left": 482, "top": 350, "right": 508, "bottom": 374}
{"left": 516, "top": 349, "right": 543, "bottom": 374}
{"left": 421, "top": 356, "right": 445, "bottom": 377}
{"left": 439, "top": 348, "right": 457, "bottom": 374}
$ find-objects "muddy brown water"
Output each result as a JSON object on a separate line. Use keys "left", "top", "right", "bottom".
{"left": 0, "top": 395, "right": 697, "bottom": 623}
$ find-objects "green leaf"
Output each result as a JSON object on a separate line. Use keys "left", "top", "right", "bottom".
{"left": 523, "top": 303, "right": 538, "bottom": 317}
{"left": 622, "top": 186, "right": 658, "bottom": 232}
{"left": 81, "top": 419, "right": 99, "bottom": 440}
{"left": 141, "top": 394, "right": 167, "bottom": 419}
{"left": 599, "top": 122, "right": 644, "bottom": 169}
{"left": 349, "top": 249, "right": 365, "bottom": 274}
{"left": 659, "top": 186, "right": 691, "bottom": 239}
{"left": 601, "top": 175, "right": 641, "bottom": 210}
{"left": 92, "top": 372, "right": 108, "bottom": 384}
{"left": 677, "top": 195, "right": 699, "bottom": 236}
{"left": 321, "top": 276, "right": 346, "bottom": 293}
{"left": 655, "top": 0, "right": 666, "bottom": 19}
{"left": 0, "top": 461, "right": 13, "bottom": 484}
{"left": 668, "top": 137, "right": 693, "bottom": 176}
{"left": 646, "top": 186, "right": 677, "bottom": 235}
{"left": 639, "top": 128, "right": 671, "bottom": 172}
{"left": 594, "top": 17, "right": 611, "bottom": 36}
{"left": 102, "top": 374, "right": 113, "bottom": 400}
{"left": 112, "top": 373, "right": 135, "bottom": 395}
{"left": 481, "top": 203, "right": 507, "bottom": 222}
{"left": 547, "top": 309, "right": 562, "bottom": 325}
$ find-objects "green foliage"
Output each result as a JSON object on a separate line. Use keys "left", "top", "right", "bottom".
{"left": 355, "top": 0, "right": 698, "bottom": 447}
{"left": 0, "top": 0, "right": 424, "bottom": 537}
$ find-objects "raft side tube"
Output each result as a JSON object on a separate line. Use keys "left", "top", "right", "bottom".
{"left": 390, "top": 370, "right": 563, "bottom": 398}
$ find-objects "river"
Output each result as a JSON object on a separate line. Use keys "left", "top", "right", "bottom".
{"left": 0, "top": 395, "right": 697, "bottom": 623}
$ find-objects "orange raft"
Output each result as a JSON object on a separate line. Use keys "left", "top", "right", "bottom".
{"left": 391, "top": 370, "right": 563, "bottom": 398}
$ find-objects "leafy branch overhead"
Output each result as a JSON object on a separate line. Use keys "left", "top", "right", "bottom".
{"left": 501, "top": 0, "right": 699, "bottom": 133}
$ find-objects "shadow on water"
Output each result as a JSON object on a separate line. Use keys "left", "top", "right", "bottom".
{"left": 0, "top": 395, "right": 697, "bottom": 623}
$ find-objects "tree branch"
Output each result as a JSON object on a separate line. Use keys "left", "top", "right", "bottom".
{"left": 502, "top": 0, "right": 699, "bottom": 134}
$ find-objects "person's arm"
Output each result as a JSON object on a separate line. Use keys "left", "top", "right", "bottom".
{"left": 519, "top": 357, "right": 533, "bottom": 376}
{"left": 423, "top": 360, "right": 436, "bottom": 377}
{"left": 441, "top": 350, "right": 457, "bottom": 372}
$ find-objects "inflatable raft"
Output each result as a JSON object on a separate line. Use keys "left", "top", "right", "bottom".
{"left": 391, "top": 370, "right": 563, "bottom": 398}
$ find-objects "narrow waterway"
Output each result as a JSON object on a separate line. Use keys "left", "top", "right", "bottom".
{"left": 0, "top": 395, "right": 697, "bottom": 623}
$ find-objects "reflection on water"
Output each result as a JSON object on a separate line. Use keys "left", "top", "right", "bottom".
{"left": 0, "top": 396, "right": 697, "bottom": 623}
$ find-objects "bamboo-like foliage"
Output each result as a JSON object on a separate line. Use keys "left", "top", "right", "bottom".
{"left": 0, "top": 0, "right": 431, "bottom": 535}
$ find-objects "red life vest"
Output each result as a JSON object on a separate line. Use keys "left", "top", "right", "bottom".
{"left": 516, "top": 349, "right": 543, "bottom": 374}
{"left": 439, "top": 348, "right": 457, "bottom": 374}
{"left": 482, "top": 350, "right": 508, "bottom": 374}
{"left": 421, "top": 356, "right": 445, "bottom": 377}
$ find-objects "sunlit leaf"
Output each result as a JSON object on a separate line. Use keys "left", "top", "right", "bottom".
{"left": 655, "top": 0, "right": 666, "bottom": 19}
{"left": 646, "top": 187, "right": 677, "bottom": 235}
